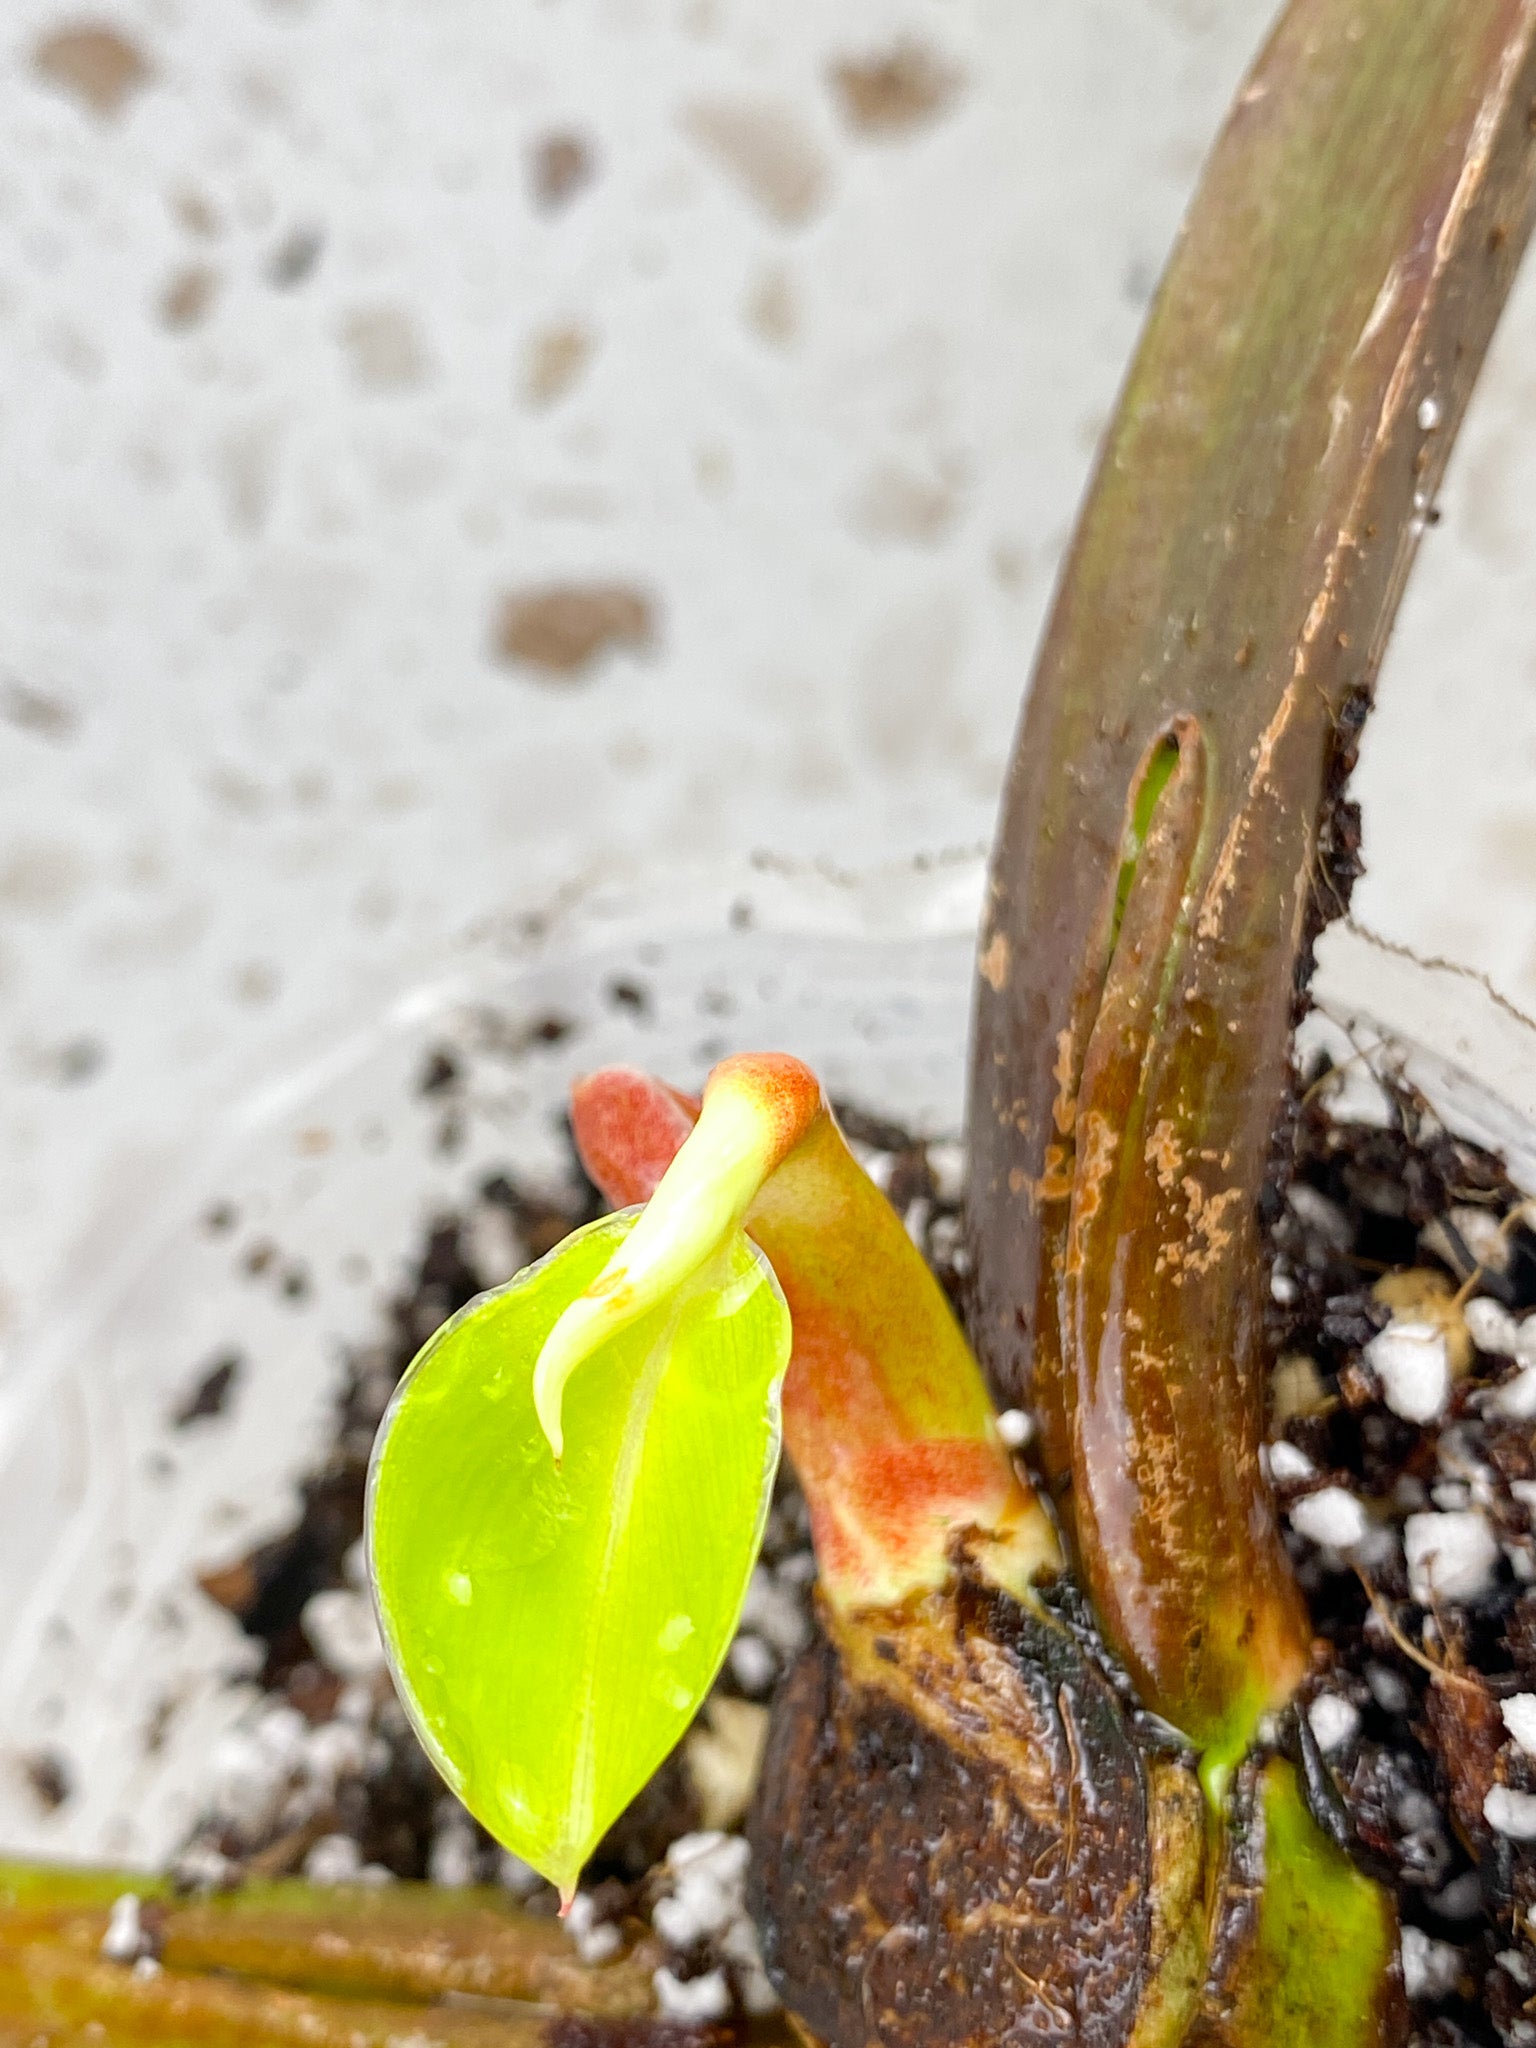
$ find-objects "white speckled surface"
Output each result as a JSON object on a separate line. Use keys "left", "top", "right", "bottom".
{"left": 4, "top": 1, "right": 1536, "bottom": 1364}
{"left": 3, "top": 0, "right": 1536, "bottom": 1864}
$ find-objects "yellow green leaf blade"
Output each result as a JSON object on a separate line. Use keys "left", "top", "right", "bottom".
{"left": 368, "top": 1209, "right": 789, "bottom": 1902}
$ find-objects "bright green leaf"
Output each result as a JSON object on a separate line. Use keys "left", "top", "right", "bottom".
{"left": 367, "top": 1207, "right": 790, "bottom": 1902}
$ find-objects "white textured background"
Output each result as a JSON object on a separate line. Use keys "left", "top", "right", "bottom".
{"left": 2, "top": 0, "right": 1535, "bottom": 1359}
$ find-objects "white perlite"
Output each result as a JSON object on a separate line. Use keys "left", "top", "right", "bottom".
{"left": 205, "top": 1698, "right": 385, "bottom": 1847}
{"left": 1465, "top": 1296, "right": 1520, "bottom": 1357}
{"left": 1505, "top": 1695, "right": 1536, "bottom": 1757}
{"left": 1366, "top": 1662, "right": 1411, "bottom": 1714}
{"left": 100, "top": 1893, "right": 143, "bottom": 1964}
{"left": 1266, "top": 1440, "right": 1316, "bottom": 1484}
{"left": 1467, "top": 1297, "right": 1536, "bottom": 1372}
{"left": 1286, "top": 1182, "right": 1353, "bottom": 1249}
{"left": 654, "top": 1967, "right": 732, "bottom": 2023}
{"left": 1307, "top": 1693, "right": 1360, "bottom": 1755}
{"left": 728, "top": 1634, "right": 775, "bottom": 1695}
{"left": 1433, "top": 1871, "right": 1484, "bottom": 1921}
{"left": 652, "top": 1831, "right": 776, "bottom": 2014}
{"left": 301, "top": 1589, "right": 387, "bottom": 1680}
{"left": 653, "top": 1832, "right": 751, "bottom": 1947}
{"left": 302, "top": 1833, "right": 393, "bottom": 1887}
{"left": 1316, "top": 1063, "right": 1396, "bottom": 1130}
{"left": 1404, "top": 1511, "right": 1499, "bottom": 1606}
{"left": 304, "top": 1833, "right": 363, "bottom": 1884}
{"left": 1400, "top": 1926, "right": 1462, "bottom": 2003}
{"left": 427, "top": 1807, "right": 480, "bottom": 1890}
{"left": 1486, "top": 1786, "right": 1536, "bottom": 1840}
{"left": 1496, "top": 1369, "right": 1536, "bottom": 1422}
{"left": 740, "top": 1567, "right": 810, "bottom": 1659}
{"left": 565, "top": 1892, "right": 623, "bottom": 1966}
{"left": 1363, "top": 1320, "right": 1451, "bottom": 1424}
{"left": 304, "top": 1719, "right": 380, "bottom": 1793}
{"left": 997, "top": 1408, "right": 1032, "bottom": 1449}
{"left": 926, "top": 1142, "right": 964, "bottom": 1204}
{"left": 1449, "top": 1205, "right": 1509, "bottom": 1271}
{"left": 173, "top": 1845, "right": 234, "bottom": 1893}
{"left": 206, "top": 1704, "right": 308, "bottom": 1840}
{"left": 1289, "top": 1486, "right": 1369, "bottom": 1554}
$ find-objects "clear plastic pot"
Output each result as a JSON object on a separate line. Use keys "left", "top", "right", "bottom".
{"left": 0, "top": 858, "right": 1529, "bottom": 1867}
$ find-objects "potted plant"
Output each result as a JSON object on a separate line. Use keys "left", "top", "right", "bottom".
{"left": 3, "top": 0, "right": 1536, "bottom": 2042}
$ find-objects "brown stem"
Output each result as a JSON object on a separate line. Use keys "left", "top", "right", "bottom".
{"left": 967, "top": 0, "right": 1536, "bottom": 1753}
{"left": 0, "top": 1862, "right": 747, "bottom": 2045}
{"left": 0, "top": 1937, "right": 723, "bottom": 2046}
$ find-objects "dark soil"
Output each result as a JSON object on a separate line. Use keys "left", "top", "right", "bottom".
{"left": 181, "top": 1046, "right": 1536, "bottom": 2045}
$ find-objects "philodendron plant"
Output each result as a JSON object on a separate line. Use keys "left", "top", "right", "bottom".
{"left": 3, "top": 2, "right": 1536, "bottom": 2046}
{"left": 368, "top": 1053, "right": 1060, "bottom": 1910}
{"left": 366, "top": 3, "right": 1536, "bottom": 2044}
{"left": 370, "top": 1045, "right": 1395, "bottom": 2048}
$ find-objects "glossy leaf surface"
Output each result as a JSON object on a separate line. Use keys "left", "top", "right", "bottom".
{"left": 369, "top": 1208, "right": 789, "bottom": 1902}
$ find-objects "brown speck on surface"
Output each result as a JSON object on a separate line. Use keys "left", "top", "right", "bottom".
{"left": 0, "top": 837, "right": 89, "bottom": 915}
{"left": 339, "top": 305, "right": 432, "bottom": 392}
{"left": 830, "top": 40, "right": 962, "bottom": 138}
{"left": 848, "top": 459, "right": 960, "bottom": 545}
{"left": 213, "top": 422, "right": 281, "bottom": 539}
{"left": 172, "top": 1351, "right": 242, "bottom": 1428}
{"left": 745, "top": 263, "right": 797, "bottom": 349}
{"left": 0, "top": 680, "right": 76, "bottom": 742}
{"left": 530, "top": 131, "right": 595, "bottom": 212}
{"left": 232, "top": 960, "right": 280, "bottom": 1006}
{"left": 21, "top": 1750, "right": 71, "bottom": 1813}
{"left": 172, "top": 187, "right": 221, "bottom": 238}
{"left": 268, "top": 224, "right": 323, "bottom": 289}
{"left": 160, "top": 264, "right": 218, "bottom": 332}
{"left": 992, "top": 541, "right": 1029, "bottom": 591}
{"left": 417, "top": 1047, "right": 460, "bottom": 1096}
{"left": 142, "top": 1698, "right": 174, "bottom": 1756}
{"left": 682, "top": 97, "right": 829, "bottom": 228}
{"left": 978, "top": 931, "right": 1010, "bottom": 993}
{"left": 522, "top": 323, "right": 594, "bottom": 407}
{"left": 33, "top": 23, "right": 151, "bottom": 119}
{"left": 51, "top": 1035, "right": 104, "bottom": 1085}
{"left": 196, "top": 1556, "right": 257, "bottom": 1618}
{"left": 494, "top": 583, "right": 657, "bottom": 680}
{"left": 606, "top": 978, "right": 650, "bottom": 1017}
{"left": 694, "top": 442, "right": 733, "bottom": 499}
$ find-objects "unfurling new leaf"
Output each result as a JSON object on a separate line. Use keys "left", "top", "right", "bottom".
{"left": 368, "top": 1208, "right": 789, "bottom": 1904}
{"left": 368, "top": 1048, "right": 1050, "bottom": 1909}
